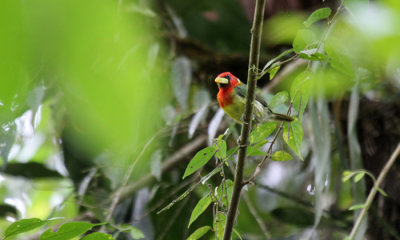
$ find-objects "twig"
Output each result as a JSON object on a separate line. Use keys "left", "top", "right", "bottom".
{"left": 348, "top": 143, "right": 400, "bottom": 239}
{"left": 222, "top": 0, "right": 266, "bottom": 239}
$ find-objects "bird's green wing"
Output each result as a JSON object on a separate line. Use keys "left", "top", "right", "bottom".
{"left": 234, "top": 84, "right": 247, "bottom": 99}
{"left": 235, "top": 84, "right": 269, "bottom": 107}
{"left": 255, "top": 93, "right": 269, "bottom": 108}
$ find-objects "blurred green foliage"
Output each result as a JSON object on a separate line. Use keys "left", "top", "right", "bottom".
{"left": 0, "top": 0, "right": 166, "bottom": 237}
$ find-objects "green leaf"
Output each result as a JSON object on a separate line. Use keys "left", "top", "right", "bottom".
{"left": 215, "top": 139, "right": 227, "bottom": 160}
{"left": 283, "top": 120, "right": 303, "bottom": 160}
{"left": 271, "top": 151, "right": 293, "bottom": 161}
{"left": 299, "top": 52, "right": 328, "bottom": 61}
{"left": 130, "top": 226, "right": 145, "bottom": 239}
{"left": 303, "top": 7, "right": 332, "bottom": 28}
{"left": 250, "top": 122, "right": 277, "bottom": 144}
{"left": 226, "top": 146, "right": 238, "bottom": 158}
{"left": 246, "top": 146, "right": 265, "bottom": 156}
{"left": 253, "top": 139, "right": 268, "bottom": 149}
{"left": 81, "top": 232, "right": 114, "bottom": 240}
{"left": 217, "top": 180, "right": 234, "bottom": 207}
{"left": 263, "top": 49, "right": 294, "bottom": 71}
{"left": 269, "top": 65, "right": 280, "bottom": 80}
{"left": 188, "top": 194, "right": 213, "bottom": 228}
{"left": 40, "top": 222, "right": 103, "bottom": 240}
{"left": 187, "top": 226, "right": 211, "bottom": 240}
{"left": 349, "top": 204, "right": 365, "bottom": 211}
{"left": 342, "top": 170, "right": 355, "bottom": 182}
{"left": 233, "top": 228, "right": 243, "bottom": 240}
{"left": 290, "top": 71, "right": 310, "bottom": 120}
{"left": 183, "top": 147, "right": 217, "bottom": 179}
{"left": 116, "top": 225, "right": 144, "bottom": 239}
{"left": 353, "top": 172, "right": 365, "bottom": 183}
{"left": 5, "top": 218, "right": 48, "bottom": 238}
{"left": 325, "top": 42, "right": 354, "bottom": 77}
{"left": 269, "top": 91, "right": 289, "bottom": 112}
{"left": 298, "top": 48, "right": 328, "bottom": 61}
{"left": 293, "top": 29, "right": 316, "bottom": 53}
{"left": 213, "top": 213, "right": 226, "bottom": 240}
{"left": 377, "top": 187, "right": 388, "bottom": 197}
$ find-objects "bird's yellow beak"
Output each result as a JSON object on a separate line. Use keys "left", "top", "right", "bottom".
{"left": 215, "top": 77, "right": 229, "bottom": 84}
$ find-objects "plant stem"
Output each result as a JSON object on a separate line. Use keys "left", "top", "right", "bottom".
{"left": 222, "top": 0, "right": 266, "bottom": 239}
{"left": 349, "top": 143, "right": 400, "bottom": 239}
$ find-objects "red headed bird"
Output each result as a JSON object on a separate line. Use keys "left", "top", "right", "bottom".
{"left": 215, "top": 72, "right": 293, "bottom": 125}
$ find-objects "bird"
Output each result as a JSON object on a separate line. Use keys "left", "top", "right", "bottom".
{"left": 215, "top": 72, "right": 294, "bottom": 125}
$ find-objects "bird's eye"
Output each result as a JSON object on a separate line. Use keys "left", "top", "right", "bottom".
{"left": 226, "top": 74, "right": 231, "bottom": 80}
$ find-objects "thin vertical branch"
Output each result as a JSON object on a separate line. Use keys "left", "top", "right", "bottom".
{"left": 348, "top": 143, "right": 400, "bottom": 239}
{"left": 222, "top": 0, "right": 266, "bottom": 239}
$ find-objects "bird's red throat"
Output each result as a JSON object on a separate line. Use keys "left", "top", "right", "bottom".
{"left": 217, "top": 87, "right": 234, "bottom": 108}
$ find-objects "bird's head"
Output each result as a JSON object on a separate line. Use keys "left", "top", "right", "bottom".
{"left": 215, "top": 72, "right": 242, "bottom": 89}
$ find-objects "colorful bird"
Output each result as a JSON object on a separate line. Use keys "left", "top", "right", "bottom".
{"left": 215, "top": 72, "right": 294, "bottom": 125}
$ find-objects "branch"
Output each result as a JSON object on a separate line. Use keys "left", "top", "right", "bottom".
{"left": 222, "top": 0, "right": 266, "bottom": 239}
{"left": 348, "top": 143, "right": 400, "bottom": 239}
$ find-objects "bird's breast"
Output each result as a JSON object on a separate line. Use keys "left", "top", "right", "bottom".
{"left": 217, "top": 88, "right": 246, "bottom": 123}
{"left": 217, "top": 88, "right": 234, "bottom": 108}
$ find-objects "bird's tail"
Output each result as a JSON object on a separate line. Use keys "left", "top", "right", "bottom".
{"left": 270, "top": 112, "right": 294, "bottom": 122}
